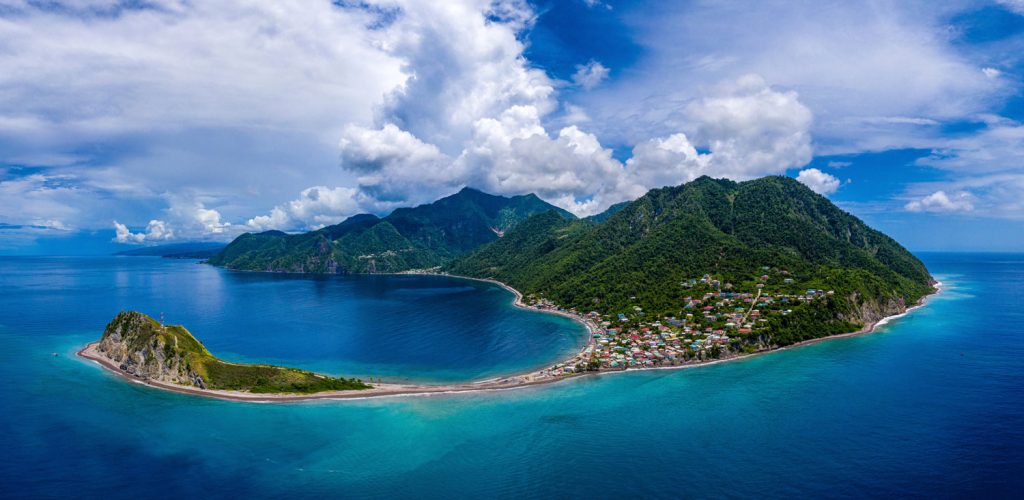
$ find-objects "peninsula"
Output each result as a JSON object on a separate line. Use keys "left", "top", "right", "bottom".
{"left": 80, "top": 175, "right": 938, "bottom": 401}
{"left": 80, "top": 311, "right": 370, "bottom": 395}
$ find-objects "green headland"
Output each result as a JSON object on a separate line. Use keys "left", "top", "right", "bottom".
{"left": 90, "top": 311, "right": 370, "bottom": 394}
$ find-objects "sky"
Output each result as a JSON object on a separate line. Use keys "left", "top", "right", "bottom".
{"left": 1, "top": 0, "right": 1023, "bottom": 254}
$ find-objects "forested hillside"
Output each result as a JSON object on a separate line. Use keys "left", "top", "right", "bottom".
{"left": 449, "top": 176, "right": 934, "bottom": 346}
{"left": 208, "top": 188, "right": 574, "bottom": 273}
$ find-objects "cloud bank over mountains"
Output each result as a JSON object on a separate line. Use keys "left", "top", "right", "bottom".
{"left": 0, "top": 0, "right": 1022, "bottom": 247}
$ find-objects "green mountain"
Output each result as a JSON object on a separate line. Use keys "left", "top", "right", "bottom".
{"left": 449, "top": 176, "right": 933, "bottom": 347}
{"left": 208, "top": 187, "right": 575, "bottom": 273}
{"left": 93, "top": 311, "right": 369, "bottom": 393}
{"left": 585, "top": 201, "right": 629, "bottom": 223}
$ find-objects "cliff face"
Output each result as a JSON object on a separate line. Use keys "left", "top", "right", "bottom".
{"left": 91, "top": 311, "right": 371, "bottom": 394}
{"left": 841, "top": 292, "right": 910, "bottom": 329}
{"left": 96, "top": 311, "right": 207, "bottom": 388}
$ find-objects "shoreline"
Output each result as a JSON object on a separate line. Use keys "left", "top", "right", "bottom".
{"left": 77, "top": 275, "right": 940, "bottom": 403}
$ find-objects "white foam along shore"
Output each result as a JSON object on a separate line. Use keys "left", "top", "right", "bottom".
{"left": 78, "top": 275, "right": 941, "bottom": 403}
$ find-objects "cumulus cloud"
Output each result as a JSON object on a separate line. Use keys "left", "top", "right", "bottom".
{"left": 13, "top": 0, "right": 1016, "bottom": 237}
{"left": 457, "top": 106, "right": 632, "bottom": 215}
{"left": 683, "top": 75, "right": 813, "bottom": 177}
{"left": 577, "top": 1, "right": 1004, "bottom": 156}
{"left": 338, "top": 124, "right": 453, "bottom": 208}
{"left": 372, "top": 2, "right": 555, "bottom": 152}
{"left": 902, "top": 173, "right": 1024, "bottom": 219}
{"left": 246, "top": 186, "right": 362, "bottom": 231}
{"left": 625, "top": 75, "right": 813, "bottom": 191}
{"left": 905, "top": 191, "right": 974, "bottom": 213}
{"left": 194, "top": 206, "right": 230, "bottom": 235}
{"left": 573, "top": 61, "right": 610, "bottom": 90}
{"left": 334, "top": 64, "right": 815, "bottom": 218}
{"left": 626, "top": 133, "right": 709, "bottom": 189}
{"left": 796, "top": 168, "right": 841, "bottom": 195}
{"left": 113, "top": 219, "right": 174, "bottom": 244}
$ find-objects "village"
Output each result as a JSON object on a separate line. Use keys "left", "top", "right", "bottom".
{"left": 526, "top": 267, "right": 837, "bottom": 377}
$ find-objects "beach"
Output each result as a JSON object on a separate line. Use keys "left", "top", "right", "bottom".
{"left": 78, "top": 277, "right": 940, "bottom": 403}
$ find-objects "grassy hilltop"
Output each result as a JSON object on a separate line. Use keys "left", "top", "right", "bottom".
{"left": 97, "top": 311, "right": 369, "bottom": 394}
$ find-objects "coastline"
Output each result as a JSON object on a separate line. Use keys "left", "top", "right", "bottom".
{"left": 77, "top": 275, "right": 940, "bottom": 403}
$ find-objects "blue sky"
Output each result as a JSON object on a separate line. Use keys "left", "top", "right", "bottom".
{"left": 1, "top": 0, "right": 1023, "bottom": 254}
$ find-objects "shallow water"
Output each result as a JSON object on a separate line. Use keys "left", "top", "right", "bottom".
{"left": 0, "top": 253, "right": 1021, "bottom": 498}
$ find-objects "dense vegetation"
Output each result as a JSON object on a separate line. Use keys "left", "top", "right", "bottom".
{"left": 208, "top": 176, "right": 933, "bottom": 350}
{"left": 99, "top": 311, "right": 369, "bottom": 393}
{"left": 208, "top": 188, "right": 573, "bottom": 273}
{"left": 449, "top": 176, "right": 934, "bottom": 347}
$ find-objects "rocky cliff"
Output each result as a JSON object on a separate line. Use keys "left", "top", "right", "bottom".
{"left": 97, "top": 311, "right": 208, "bottom": 388}
{"left": 93, "top": 311, "right": 371, "bottom": 394}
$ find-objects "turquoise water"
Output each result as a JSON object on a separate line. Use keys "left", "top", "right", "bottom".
{"left": 0, "top": 253, "right": 1021, "bottom": 497}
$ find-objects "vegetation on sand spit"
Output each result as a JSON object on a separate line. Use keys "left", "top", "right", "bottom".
{"left": 95, "top": 311, "right": 370, "bottom": 394}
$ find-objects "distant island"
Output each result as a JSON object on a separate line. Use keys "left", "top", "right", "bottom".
{"left": 82, "top": 176, "right": 937, "bottom": 401}
{"left": 116, "top": 242, "right": 226, "bottom": 259}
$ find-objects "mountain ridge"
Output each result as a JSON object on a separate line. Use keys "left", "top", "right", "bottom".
{"left": 207, "top": 186, "right": 575, "bottom": 273}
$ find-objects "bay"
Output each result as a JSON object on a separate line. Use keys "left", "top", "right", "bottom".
{"left": 0, "top": 253, "right": 1021, "bottom": 498}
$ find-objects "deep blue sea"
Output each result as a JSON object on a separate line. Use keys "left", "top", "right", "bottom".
{"left": 0, "top": 253, "right": 1021, "bottom": 498}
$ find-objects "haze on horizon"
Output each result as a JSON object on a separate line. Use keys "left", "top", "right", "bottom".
{"left": 1, "top": 0, "right": 1023, "bottom": 254}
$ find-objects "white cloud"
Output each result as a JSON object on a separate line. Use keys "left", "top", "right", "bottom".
{"left": 573, "top": 61, "right": 610, "bottom": 90}
{"left": 0, "top": 0, "right": 407, "bottom": 233}
{"left": 194, "top": 206, "right": 230, "bottom": 235}
{"left": 827, "top": 161, "right": 852, "bottom": 168}
{"left": 626, "top": 133, "right": 710, "bottom": 189}
{"left": 982, "top": 67, "right": 1002, "bottom": 79}
{"left": 996, "top": 0, "right": 1024, "bottom": 15}
{"left": 455, "top": 106, "right": 631, "bottom": 215}
{"left": 339, "top": 124, "right": 454, "bottom": 209}
{"left": 860, "top": 116, "right": 940, "bottom": 126}
{"left": 337, "top": 69, "right": 815, "bottom": 217}
{"left": 246, "top": 186, "right": 362, "bottom": 231}
{"left": 0, "top": 1, "right": 404, "bottom": 141}
{"left": 625, "top": 75, "right": 813, "bottom": 190}
{"left": 578, "top": 1, "right": 1004, "bottom": 155}
{"left": 684, "top": 75, "right": 813, "bottom": 177}
{"left": 905, "top": 191, "right": 974, "bottom": 213}
{"left": 796, "top": 168, "right": 840, "bottom": 195}
{"left": 9, "top": 0, "right": 1018, "bottom": 239}
{"left": 916, "top": 118, "right": 1024, "bottom": 173}
{"left": 902, "top": 173, "right": 1024, "bottom": 218}
{"left": 32, "top": 219, "right": 71, "bottom": 231}
{"left": 371, "top": 2, "right": 556, "bottom": 153}
{"left": 581, "top": 0, "right": 612, "bottom": 9}
{"left": 113, "top": 219, "right": 174, "bottom": 244}
{"left": 0, "top": 173, "right": 83, "bottom": 227}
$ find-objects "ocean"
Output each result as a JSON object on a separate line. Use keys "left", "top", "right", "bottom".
{"left": 0, "top": 253, "right": 1021, "bottom": 498}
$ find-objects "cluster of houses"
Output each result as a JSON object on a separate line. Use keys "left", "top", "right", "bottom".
{"left": 526, "top": 269, "right": 836, "bottom": 376}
